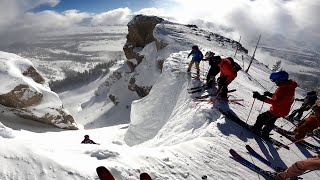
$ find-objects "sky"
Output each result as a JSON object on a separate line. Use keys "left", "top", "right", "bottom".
{"left": 0, "top": 0, "right": 319, "bottom": 50}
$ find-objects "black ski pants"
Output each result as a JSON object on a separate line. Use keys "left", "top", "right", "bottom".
{"left": 206, "top": 65, "right": 220, "bottom": 87}
{"left": 253, "top": 111, "right": 279, "bottom": 135}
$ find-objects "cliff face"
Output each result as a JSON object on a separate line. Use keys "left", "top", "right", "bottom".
{"left": 0, "top": 51, "right": 78, "bottom": 130}
{"left": 123, "top": 15, "right": 164, "bottom": 71}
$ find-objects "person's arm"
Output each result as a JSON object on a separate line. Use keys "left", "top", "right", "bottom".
{"left": 187, "top": 50, "right": 193, "bottom": 58}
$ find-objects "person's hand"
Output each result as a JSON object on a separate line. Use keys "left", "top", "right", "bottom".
{"left": 253, "top": 91, "right": 267, "bottom": 101}
{"left": 253, "top": 91, "right": 261, "bottom": 99}
{"left": 264, "top": 91, "right": 273, "bottom": 97}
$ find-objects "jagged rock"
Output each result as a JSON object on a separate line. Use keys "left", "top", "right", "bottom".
{"left": 0, "top": 51, "right": 79, "bottom": 130}
{"left": 123, "top": 15, "right": 164, "bottom": 71}
{"left": 0, "top": 84, "right": 43, "bottom": 108}
{"left": 22, "top": 66, "right": 45, "bottom": 84}
{"left": 128, "top": 77, "right": 152, "bottom": 97}
{"left": 12, "top": 107, "right": 78, "bottom": 130}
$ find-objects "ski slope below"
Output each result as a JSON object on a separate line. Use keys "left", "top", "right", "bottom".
{"left": 1, "top": 22, "right": 319, "bottom": 180}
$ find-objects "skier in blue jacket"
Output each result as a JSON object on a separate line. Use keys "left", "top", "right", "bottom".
{"left": 187, "top": 45, "right": 203, "bottom": 75}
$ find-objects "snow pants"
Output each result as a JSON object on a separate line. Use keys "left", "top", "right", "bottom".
{"left": 206, "top": 65, "right": 220, "bottom": 88}
{"left": 188, "top": 61, "right": 200, "bottom": 74}
{"left": 294, "top": 120, "right": 318, "bottom": 139}
{"left": 252, "top": 111, "right": 279, "bottom": 135}
{"left": 288, "top": 108, "right": 305, "bottom": 120}
{"left": 276, "top": 156, "right": 320, "bottom": 180}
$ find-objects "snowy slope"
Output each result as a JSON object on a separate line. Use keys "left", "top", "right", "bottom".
{"left": 1, "top": 20, "right": 319, "bottom": 180}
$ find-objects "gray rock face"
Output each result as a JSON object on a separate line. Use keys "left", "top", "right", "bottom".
{"left": 0, "top": 51, "right": 78, "bottom": 130}
{"left": 123, "top": 15, "right": 164, "bottom": 71}
{"left": 0, "top": 84, "right": 43, "bottom": 108}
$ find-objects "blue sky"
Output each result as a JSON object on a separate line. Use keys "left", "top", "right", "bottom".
{"left": 33, "top": 0, "right": 154, "bottom": 13}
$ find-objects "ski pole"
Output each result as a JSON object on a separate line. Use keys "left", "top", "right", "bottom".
{"left": 241, "top": 98, "right": 256, "bottom": 135}
{"left": 288, "top": 110, "right": 312, "bottom": 131}
{"left": 259, "top": 102, "right": 264, "bottom": 113}
{"left": 276, "top": 135, "right": 310, "bottom": 150}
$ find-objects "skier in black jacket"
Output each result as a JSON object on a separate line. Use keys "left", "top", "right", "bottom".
{"left": 288, "top": 91, "right": 318, "bottom": 120}
{"left": 81, "top": 135, "right": 99, "bottom": 144}
{"left": 202, "top": 51, "right": 220, "bottom": 88}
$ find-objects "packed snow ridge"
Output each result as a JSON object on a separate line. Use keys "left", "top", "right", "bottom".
{"left": 0, "top": 15, "right": 318, "bottom": 180}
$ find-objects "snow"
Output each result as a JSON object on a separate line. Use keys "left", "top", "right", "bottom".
{"left": 1, "top": 20, "right": 319, "bottom": 180}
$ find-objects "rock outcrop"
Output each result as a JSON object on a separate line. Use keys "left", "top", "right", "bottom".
{"left": 0, "top": 51, "right": 78, "bottom": 130}
{"left": 123, "top": 15, "right": 164, "bottom": 72}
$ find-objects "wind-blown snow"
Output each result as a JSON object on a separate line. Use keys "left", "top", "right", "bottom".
{"left": 0, "top": 21, "right": 319, "bottom": 180}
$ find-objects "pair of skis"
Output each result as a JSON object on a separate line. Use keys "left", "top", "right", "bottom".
{"left": 230, "top": 145, "right": 302, "bottom": 179}
{"left": 273, "top": 125, "right": 320, "bottom": 153}
{"left": 218, "top": 108, "right": 289, "bottom": 149}
{"left": 96, "top": 166, "right": 152, "bottom": 180}
{"left": 194, "top": 89, "right": 236, "bottom": 99}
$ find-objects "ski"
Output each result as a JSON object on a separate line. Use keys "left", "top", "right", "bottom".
{"left": 96, "top": 166, "right": 115, "bottom": 180}
{"left": 230, "top": 149, "right": 277, "bottom": 179}
{"left": 140, "top": 172, "right": 152, "bottom": 180}
{"left": 245, "top": 145, "right": 285, "bottom": 172}
{"left": 187, "top": 85, "right": 205, "bottom": 91}
{"left": 273, "top": 125, "right": 320, "bottom": 153}
{"left": 219, "top": 108, "right": 289, "bottom": 150}
{"left": 195, "top": 89, "right": 236, "bottom": 99}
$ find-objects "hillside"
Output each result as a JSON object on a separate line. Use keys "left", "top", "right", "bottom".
{"left": 0, "top": 16, "right": 319, "bottom": 180}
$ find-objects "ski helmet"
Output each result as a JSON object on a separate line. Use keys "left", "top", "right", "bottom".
{"left": 84, "top": 135, "right": 89, "bottom": 138}
{"left": 204, "top": 51, "right": 215, "bottom": 59}
{"left": 269, "top": 70, "right": 289, "bottom": 82}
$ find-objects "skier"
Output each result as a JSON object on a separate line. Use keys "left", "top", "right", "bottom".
{"left": 293, "top": 101, "right": 320, "bottom": 140}
{"left": 276, "top": 155, "right": 320, "bottom": 180}
{"left": 202, "top": 51, "right": 220, "bottom": 88}
{"left": 288, "top": 91, "right": 318, "bottom": 121}
{"left": 215, "top": 56, "right": 237, "bottom": 98}
{"left": 187, "top": 45, "right": 203, "bottom": 75}
{"left": 252, "top": 70, "right": 298, "bottom": 137}
{"left": 81, "top": 135, "right": 99, "bottom": 144}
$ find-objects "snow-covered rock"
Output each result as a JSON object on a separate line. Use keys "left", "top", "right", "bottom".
{"left": 0, "top": 51, "right": 78, "bottom": 130}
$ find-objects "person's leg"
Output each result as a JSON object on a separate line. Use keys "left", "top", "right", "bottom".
{"left": 261, "top": 115, "right": 278, "bottom": 136}
{"left": 294, "top": 121, "right": 317, "bottom": 140}
{"left": 277, "top": 156, "right": 320, "bottom": 180}
{"left": 288, "top": 109, "right": 298, "bottom": 118}
{"left": 195, "top": 62, "right": 200, "bottom": 74}
{"left": 252, "top": 111, "right": 273, "bottom": 131}
{"left": 220, "top": 85, "right": 228, "bottom": 98}
{"left": 187, "top": 61, "right": 194, "bottom": 72}
{"left": 206, "top": 68, "right": 214, "bottom": 87}
{"left": 296, "top": 109, "right": 305, "bottom": 120}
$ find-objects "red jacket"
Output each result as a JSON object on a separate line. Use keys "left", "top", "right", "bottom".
{"left": 218, "top": 58, "right": 237, "bottom": 85}
{"left": 264, "top": 80, "right": 298, "bottom": 117}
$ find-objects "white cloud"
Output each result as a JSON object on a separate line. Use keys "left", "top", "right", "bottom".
{"left": 154, "top": 0, "right": 320, "bottom": 47}
{"left": 91, "top": 7, "right": 132, "bottom": 26}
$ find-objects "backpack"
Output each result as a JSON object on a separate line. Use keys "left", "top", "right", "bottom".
{"left": 226, "top": 57, "right": 242, "bottom": 72}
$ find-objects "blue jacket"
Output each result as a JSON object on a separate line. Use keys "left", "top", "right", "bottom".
{"left": 188, "top": 50, "right": 203, "bottom": 62}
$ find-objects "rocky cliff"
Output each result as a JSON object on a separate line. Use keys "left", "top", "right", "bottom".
{"left": 0, "top": 51, "right": 78, "bottom": 130}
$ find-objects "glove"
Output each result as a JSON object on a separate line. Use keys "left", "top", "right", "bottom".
{"left": 313, "top": 128, "right": 320, "bottom": 138}
{"left": 253, "top": 91, "right": 267, "bottom": 101}
{"left": 253, "top": 91, "right": 261, "bottom": 99}
{"left": 264, "top": 91, "right": 273, "bottom": 97}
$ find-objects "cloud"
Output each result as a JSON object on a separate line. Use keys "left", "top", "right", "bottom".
{"left": 91, "top": 7, "right": 132, "bottom": 26}
{"left": 154, "top": 0, "right": 320, "bottom": 48}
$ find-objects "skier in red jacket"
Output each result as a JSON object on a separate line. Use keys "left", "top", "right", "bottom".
{"left": 216, "top": 56, "right": 237, "bottom": 98}
{"left": 252, "top": 70, "right": 298, "bottom": 137}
